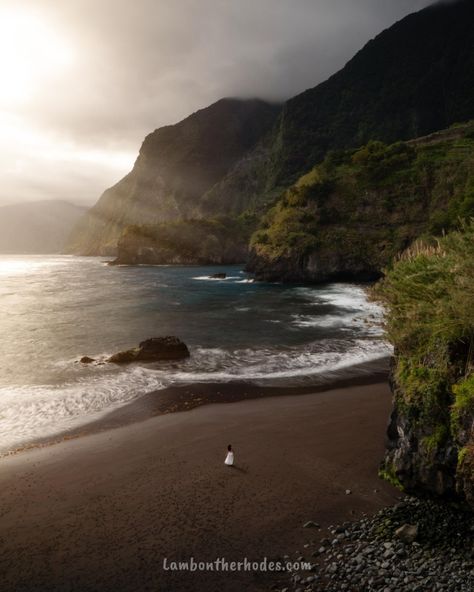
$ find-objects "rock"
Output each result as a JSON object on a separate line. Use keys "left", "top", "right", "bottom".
{"left": 108, "top": 337, "right": 190, "bottom": 364}
{"left": 80, "top": 356, "right": 95, "bottom": 364}
{"left": 395, "top": 524, "right": 419, "bottom": 544}
{"left": 303, "top": 521, "right": 319, "bottom": 529}
{"left": 346, "top": 489, "right": 352, "bottom": 495}
{"left": 210, "top": 272, "right": 226, "bottom": 279}
{"left": 108, "top": 349, "right": 138, "bottom": 364}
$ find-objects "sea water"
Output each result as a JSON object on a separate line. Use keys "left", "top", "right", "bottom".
{"left": 0, "top": 255, "right": 391, "bottom": 452}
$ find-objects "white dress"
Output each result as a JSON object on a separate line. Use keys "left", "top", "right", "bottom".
{"left": 224, "top": 451, "right": 234, "bottom": 466}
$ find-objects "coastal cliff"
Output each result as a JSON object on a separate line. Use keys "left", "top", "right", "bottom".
{"left": 111, "top": 217, "right": 249, "bottom": 265}
{"left": 67, "top": 0, "right": 474, "bottom": 265}
{"left": 378, "top": 224, "right": 474, "bottom": 508}
{"left": 248, "top": 122, "right": 474, "bottom": 283}
{"left": 66, "top": 98, "right": 280, "bottom": 256}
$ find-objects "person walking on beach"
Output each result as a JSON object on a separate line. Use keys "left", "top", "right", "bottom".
{"left": 224, "top": 444, "right": 234, "bottom": 467}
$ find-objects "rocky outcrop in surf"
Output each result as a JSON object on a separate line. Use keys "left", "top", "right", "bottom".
{"left": 108, "top": 337, "right": 190, "bottom": 364}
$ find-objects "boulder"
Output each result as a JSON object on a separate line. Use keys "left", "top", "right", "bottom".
{"left": 210, "top": 272, "right": 226, "bottom": 279}
{"left": 108, "top": 337, "right": 190, "bottom": 364}
{"left": 395, "top": 524, "right": 419, "bottom": 544}
{"left": 80, "top": 356, "right": 95, "bottom": 364}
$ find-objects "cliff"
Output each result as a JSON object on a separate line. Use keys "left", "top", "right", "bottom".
{"left": 248, "top": 121, "right": 474, "bottom": 282}
{"left": 66, "top": 98, "right": 280, "bottom": 255}
{"left": 209, "top": 0, "right": 474, "bottom": 216}
{"left": 110, "top": 217, "right": 249, "bottom": 266}
{"left": 377, "top": 224, "right": 474, "bottom": 508}
{"left": 68, "top": 1, "right": 474, "bottom": 263}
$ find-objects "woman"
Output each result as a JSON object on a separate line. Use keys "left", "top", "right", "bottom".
{"left": 224, "top": 444, "right": 234, "bottom": 467}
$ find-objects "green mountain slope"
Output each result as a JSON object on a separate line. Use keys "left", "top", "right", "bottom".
{"left": 66, "top": 98, "right": 280, "bottom": 255}
{"left": 210, "top": 0, "right": 474, "bottom": 216}
{"left": 248, "top": 121, "right": 474, "bottom": 282}
{"left": 68, "top": 0, "right": 474, "bottom": 265}
{"left": 270, "top": 0, "right": 474, "bottom": 188}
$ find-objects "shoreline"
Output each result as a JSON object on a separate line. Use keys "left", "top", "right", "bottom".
{"left": 0, "top": 380, "right": 398, "bottom": 592}
{"left": 3, "top": 357, "right": 390, "bottom": 457}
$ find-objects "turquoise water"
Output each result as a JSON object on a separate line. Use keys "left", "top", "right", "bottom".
{"left": 0, "top": 255, "right": 390, "bottom": 451}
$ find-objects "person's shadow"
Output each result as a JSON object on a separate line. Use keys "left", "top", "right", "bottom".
{"left": 228, "top": 464, "right": 248, "bottom": 474}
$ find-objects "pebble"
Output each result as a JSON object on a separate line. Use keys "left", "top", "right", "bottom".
{"left": 277, "top": 497, "right": 474, "bottom": 592}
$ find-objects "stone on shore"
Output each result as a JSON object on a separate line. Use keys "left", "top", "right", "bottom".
{"left": 395, "top": 523, "right": 418, "bottom": 544}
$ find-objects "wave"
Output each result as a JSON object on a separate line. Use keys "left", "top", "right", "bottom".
{"left": 192, "top": 275, "right": 242, "bottom": 281}
{"left": 291, "top": 284, "right": 385, "bottom": 336}
{"left": 0, "top": 337, "right": 391, "bottom": 453}
{"left": 0, "top": 366, "right": 166, "bottom": 452}
{"left": 160, "top": 340, "right": 392, "bottom": 384}
{"left": 0, "top": 261, "right": 391, "bottom": 453}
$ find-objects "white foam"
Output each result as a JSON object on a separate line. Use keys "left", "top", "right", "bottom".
{"left": 192, "top": 275, "right": 241, "bottom": 281}
{"left": 0, "top": 366, "right": 167, "bottom": 452}
{"left": 148, "top": 340, "right": 392, "bottom": 385}
{"left": 291, "top": 284, "right": 385, "bottom": 336}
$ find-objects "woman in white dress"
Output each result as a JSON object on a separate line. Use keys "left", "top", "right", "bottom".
{"left": 224, "top": 444, "right": 234, "bottom": 467}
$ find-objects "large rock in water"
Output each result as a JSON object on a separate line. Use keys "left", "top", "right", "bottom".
{"left": 108, "top": 337, "right": 190, "bottom": 364}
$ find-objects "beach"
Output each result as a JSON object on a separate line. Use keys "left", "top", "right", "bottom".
{"left": 0, "top": 380, "right": 398, "bottom": 592}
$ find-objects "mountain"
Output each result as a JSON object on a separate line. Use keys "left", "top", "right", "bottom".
{"left": 68, "top": 0, "right": 474, "bottom": 267}
{"left": 66, "top": 98, "right": 281, "bottom": 255}
{"left": 248, "top": 121, "right": 474, "bottom": 282}
{"left": 0, "top": 200, "right": 86, "bottom": 254}
{"left": 264, "top": 0, "right": 474, "bottom": 191}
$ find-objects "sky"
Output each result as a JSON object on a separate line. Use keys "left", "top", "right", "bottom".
{"left": 0, "top": 0, "right": 433, "bottom": 207}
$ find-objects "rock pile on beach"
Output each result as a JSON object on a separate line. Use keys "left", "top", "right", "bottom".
{"left": 277, "top": 497, "right": 474, "bottom": 592}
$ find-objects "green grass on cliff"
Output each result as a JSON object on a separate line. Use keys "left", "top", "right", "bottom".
{"left": 251, "top": 122, "right": 474, "bottom": 270}
{"left": 376, "top": 222, "right": 474, "bottom": 454}
{"left": 118, "top": 214, "right": 255, "bottom": 265}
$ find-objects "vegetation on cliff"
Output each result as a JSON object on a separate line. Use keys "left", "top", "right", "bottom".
{"left": 66, "top": 99, "right": 280, "bottom": 256}
{"left": 112, "top": 214, "right": 255, "bottom": 265}
{"left": 377, "top": 222, "right": 474, "bottom": 506}
{"left": 67, "top": 0, "right": 474, "bottom": 265}
{"left": 249, "top": 121, "right": 474, "bottom": 282}
{"left": 215, "top": 0, "right": 474, "bottom": 214}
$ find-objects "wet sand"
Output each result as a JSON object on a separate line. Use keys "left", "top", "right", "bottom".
{"left": 0, "top": 381, "right": 398, "bottom": 592}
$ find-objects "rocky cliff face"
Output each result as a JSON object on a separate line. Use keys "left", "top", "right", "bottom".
{"left": 66, "top": 98, "right": 280, "bottom": 255}
{"left": 248, "top": 122, "right": 474, "bottom": 283}
{"left": 111, "top": 218, "right": 248, "bottom": 265}
{"left": 68, "top": 0, "right": 474, "bottom": 268}
{"left": 377, "top": 225, "right": 474, "bottom": 508}
{"left": 209, "top": 0, "right": 474, "bottom": 214}
{"left": 383, "top": 354, "right": 474, "bottom": 507}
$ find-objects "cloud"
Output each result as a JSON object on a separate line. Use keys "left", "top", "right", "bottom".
{"left": 0, "top": 0, "right": 433, "bottom": 206}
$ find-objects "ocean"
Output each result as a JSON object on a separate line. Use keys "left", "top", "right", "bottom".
{"left": 0, "top": 255, "right": 391, "bottom": 452}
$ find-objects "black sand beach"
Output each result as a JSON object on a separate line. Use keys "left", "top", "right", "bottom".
{"left": 0, "top": 379, "right": 398, "bottom": 592}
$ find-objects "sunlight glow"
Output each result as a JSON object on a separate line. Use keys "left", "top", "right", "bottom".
{"left": 0, "top": 9, "right": 75, "bottom": 106}
{"left": 0, "top": 111, "right": 135, "bottom": 177}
